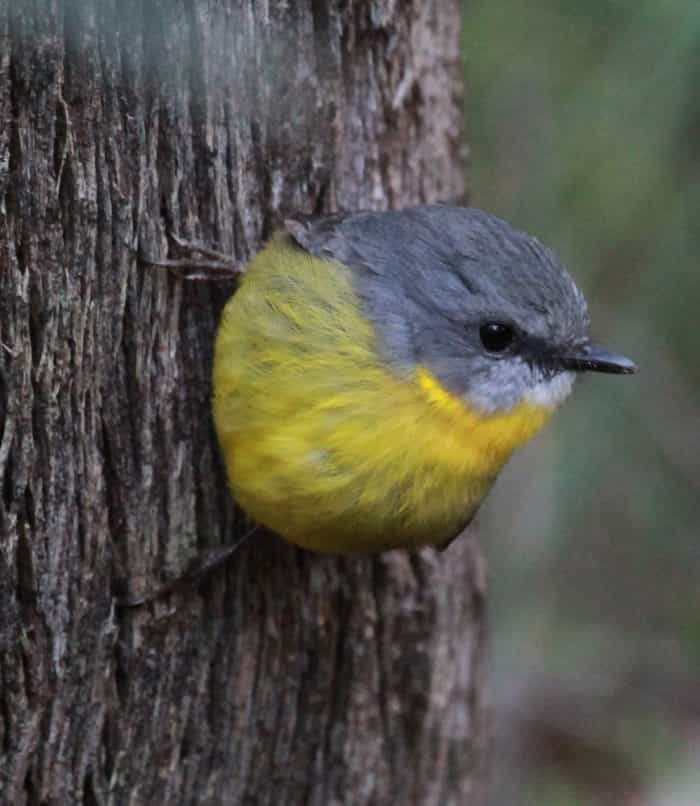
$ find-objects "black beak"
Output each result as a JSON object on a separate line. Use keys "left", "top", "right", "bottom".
{"left": 555, "top": 342, "right": 638, "bottom": 375}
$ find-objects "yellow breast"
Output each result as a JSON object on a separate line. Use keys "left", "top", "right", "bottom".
{"left": 213, "top": 236, "right": 554, "bottom": 553}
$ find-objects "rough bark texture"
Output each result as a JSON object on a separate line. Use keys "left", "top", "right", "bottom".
{"left": 0, "top": 2, "right": 486, "bottom": 804}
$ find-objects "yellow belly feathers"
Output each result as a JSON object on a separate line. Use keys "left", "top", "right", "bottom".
{"left": 212, "top": 236, "right": 553, "bottom": 553}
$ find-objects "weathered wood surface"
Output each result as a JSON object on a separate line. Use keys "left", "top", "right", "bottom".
{"left": 0, "top": 2, "right": 486, "bottom": 804}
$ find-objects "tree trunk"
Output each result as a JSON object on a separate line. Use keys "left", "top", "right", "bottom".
{"left": 0, "top": 2, "right": 487, "bottom": 804}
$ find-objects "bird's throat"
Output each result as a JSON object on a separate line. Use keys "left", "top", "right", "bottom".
{"left": 415, "top": 366, "right": 555, "bottom": 473}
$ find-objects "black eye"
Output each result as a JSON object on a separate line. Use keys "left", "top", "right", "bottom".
{"left": 479, "top": 322, "right": 514, "bottom": 352}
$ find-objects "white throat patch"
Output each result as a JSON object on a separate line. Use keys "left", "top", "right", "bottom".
{"left": 524, "top": 371, "right": 576, "bottom": 409}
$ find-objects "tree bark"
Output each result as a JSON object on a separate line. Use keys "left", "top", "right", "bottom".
{"left": 0, "top": 2, "right": 487, "bottom": 804}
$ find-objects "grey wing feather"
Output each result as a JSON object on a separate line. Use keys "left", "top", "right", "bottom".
{"left": 283, "top": 211, "right": 379, "bottom": 273}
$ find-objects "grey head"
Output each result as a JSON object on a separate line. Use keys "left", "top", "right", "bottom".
{"left": 285, "top": 205, "right": 637, "bottom": 414}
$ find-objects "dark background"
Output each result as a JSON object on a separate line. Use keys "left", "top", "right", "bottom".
{"left": 464, "top": 1, "right": 700, "bottom": 803}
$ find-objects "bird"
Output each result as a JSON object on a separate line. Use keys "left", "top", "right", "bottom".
{"left": 212, "top": 204, "right": 636, "bottom": 554}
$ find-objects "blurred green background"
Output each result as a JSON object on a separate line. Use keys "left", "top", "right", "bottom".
{"left": 462, "top": 1, "right": 700, "bottom": 804}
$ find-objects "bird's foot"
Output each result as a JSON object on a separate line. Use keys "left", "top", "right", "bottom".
{"left": 139, "top": 232, "right": 245, "bottom": 281}
{"left": 116, "top": 527, "right": 257, "bottom": 608}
